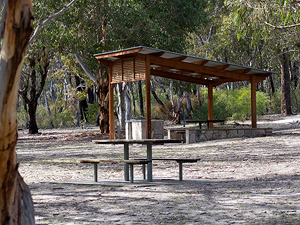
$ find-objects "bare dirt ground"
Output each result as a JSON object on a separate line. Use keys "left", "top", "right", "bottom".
{"left": 17, "top": 114, "right": 300, "bottom": 224}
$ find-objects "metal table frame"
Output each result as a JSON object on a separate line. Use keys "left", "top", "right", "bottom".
{"left": 92, "top": 139, "right": 182, "bottom": 182}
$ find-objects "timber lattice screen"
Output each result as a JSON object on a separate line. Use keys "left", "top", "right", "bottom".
{"left": 112, "top": 57, "right": 145, "bottom": 83}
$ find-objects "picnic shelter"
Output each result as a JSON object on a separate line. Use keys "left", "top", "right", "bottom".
{"left": 94, "top": 46, "right": 274, "bottom": 139}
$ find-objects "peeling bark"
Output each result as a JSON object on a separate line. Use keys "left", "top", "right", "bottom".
{"left": 0, "top": 0, "right": 34, "bottom": 224}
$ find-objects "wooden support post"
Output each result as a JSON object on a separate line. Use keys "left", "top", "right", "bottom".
{"left": 108, "top": 65, "right": 115, "bottom": 139}
{"left": 145, "top": 55, "right": 151, "bottom": 139}
{"left": 208, "top": 82, "right": 214, "bottom": 129}
{"left": 251, "top": 76, "right": 257, "bottom": 128}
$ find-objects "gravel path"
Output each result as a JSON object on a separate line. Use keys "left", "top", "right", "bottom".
{"left": 16, "top": 115, "right": 300, "bottom": 224}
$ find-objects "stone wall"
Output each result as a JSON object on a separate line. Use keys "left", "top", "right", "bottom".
{"left": 167, "top": 128, "right": 272, "bottom": 144}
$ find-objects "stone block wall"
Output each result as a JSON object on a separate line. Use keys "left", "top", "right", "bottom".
{"left": 167, "top": 128, "right": 272, "bottom": 144}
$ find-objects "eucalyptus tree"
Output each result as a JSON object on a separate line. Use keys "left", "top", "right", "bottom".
{"left": 225, "top": 0, "right": 300, "bottom": 115}
{"left": 19, "top": 0, "right": 76, "bottom": 134}
{"left": 0, "top": 0, "right": 35, "bottom": 223}
{"left": 41, "top": 0, "right": 208, "bottom": 132}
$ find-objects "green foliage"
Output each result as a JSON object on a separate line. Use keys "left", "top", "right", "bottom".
{"left": 17, "top": 103, "right": 76, "bottom": 129}
{"left": 154, "top": 87, "right": 271, "bottom": 122}
{"left": 17, "top": 107, "right": 29, "bottom": 129}
{"left": 51, "top": 109, "right": 76, "bottom": 127}
{"left": 224, "top": 87, "right": 270, "bottom": 121}
{"left": 192, "top": 88, "right": 232, "bottom": 121}
{"left": 268, "top": 91, "right": 281, "bottom": 114}
{"left": 291, "top": 86, "right": 300, "bottom": 113}
{"left": 86, "top": 102, "right": 99, "bottom": 123}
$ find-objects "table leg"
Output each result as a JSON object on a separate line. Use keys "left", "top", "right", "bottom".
{"left": 130, "top": 164, "right": 134, "bottom": 183}
{"left": 93, "top": 163, "right": 98, "bottom": 182}
{"left": 178, "top": 162, "right": 183, "bottom": 181}
{"left": 147, "top": 143, "right": 153, "bottom": 182}
{"left": 124, "top": 143, "right": 129, "bottom": 181}
{"left": 142, "top": 164, "right": 146, "bottom": 180}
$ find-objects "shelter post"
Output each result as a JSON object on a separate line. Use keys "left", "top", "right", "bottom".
{"left": 108, "top": 65, "right": 115, "bottom": 139}
{"left": 251, "top": 76, "right": 257, "bottom": 128}
{"left": 145, "top": 55, "right": 151, "bottom": 139}
{"left": 208, "top": 82, "right": 214, "bottom": 129}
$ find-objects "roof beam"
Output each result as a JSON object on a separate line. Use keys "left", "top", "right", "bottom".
{"left": 212, "top": 78, "right": 237, "bottom": 87}
{"left": 148, "top": 55, "right": 255, "bottom": 82}
{"left": 213, "top": 64, "right": 230, "bottom": 70}
{"left": 193, "top": 60, "right": 209, "bottom": 65}
{"left": 232, "top": 68, "right": 251, "bottom": 73}
{"left": 171, "top": 56, "right": 188, "bottom": 61}
{"left": 98, "top": 59, "right": 111, "bottom": 67}
{"left": 150, "top": 69, "right": 209, "bottom": 86}
{"left": 95, "top": 47, "right": 143, "bottom": 60}
{"left": 148, "top": 52, "right": 165, "bottom": 57}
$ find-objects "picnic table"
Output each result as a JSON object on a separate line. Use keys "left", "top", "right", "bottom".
{"left": 91, "top": 139, "right": 183, "bottom": 182}
{"left": 185, "top": 119, "right": 225, "bottom": 129}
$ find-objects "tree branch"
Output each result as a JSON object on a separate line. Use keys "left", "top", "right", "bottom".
{"left": 29, "top": 0, "right": 76, "bottom": 44}
{"left": 264, "top": 21, "right": 300, "bottom": 29}
{"left": 74, "top": 52, "right": 98, "bottom": 84}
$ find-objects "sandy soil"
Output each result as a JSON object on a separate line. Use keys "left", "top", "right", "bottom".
{"left": 16, "top": 114, "right": 300, "bottom": 224}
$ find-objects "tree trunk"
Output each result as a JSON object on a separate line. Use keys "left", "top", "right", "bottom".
{"left": 279, "top": 50, "right": 292, "bottom": 115}
{"left": 116, "top": 83, "right": 126, "bottom": 130}
{"left": 170, "top": 80, "right": 176, "bottom": 115}
{"left": 0, "top": 0, "right": 35, "bottom": 224}
{"left": 98, "top": 73, "right": 109, "bottom": 133}
{"left": 196, "top": 86, "right": 201, "bottom": 108}
{"left": 138, "top": 80, "right": 144, "bottom": 117}
{"left": 28, "top": 100, "right": 38, "bottom": 134}
{"left": 184, "top": 91, "right": 193, "bottom": 118}
{"left": 49, "top": 80, "right": 56, "bottom": 103}
{"left": 87, "top": 87, "right": 95, "bottom": 104}
{"left": 75, "top": 75, "right": 89, "bottom": 122}
{"left": 269, "top": 75, "right": 275, "bottom": 95}
{"left": 19, "top": 48, "right": 49, "bottom": 134}
{"left": 150, "top": 80, "right": 164, "bottom": 106}
{"left": 131, "top": 82, "right": 137, "bottom": 117}
{"left": 125, "top": 85, "right": 131, "bottom": 121}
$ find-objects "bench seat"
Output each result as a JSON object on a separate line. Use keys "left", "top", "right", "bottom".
{"left": 130, "top": 158, "right": 200, "bottom": 181}
{"left": 80, "top": 159, "right": 148, "bottom": 183}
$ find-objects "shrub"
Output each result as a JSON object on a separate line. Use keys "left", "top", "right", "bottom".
{"left": 268, "top": 91, "right": 281, "bottom": 114}
{"left": 86, "top": 102, "right": 99, "bottom": 123}
{"left": 17, "top": 106, "right": 29, "bottom": 129}
{"left": 190, "top": 87, "right": 270, "bottom": 121}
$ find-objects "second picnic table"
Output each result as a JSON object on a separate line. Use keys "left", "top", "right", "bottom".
{"left": 92, "top": 139, "right": 183, "bottom": 182}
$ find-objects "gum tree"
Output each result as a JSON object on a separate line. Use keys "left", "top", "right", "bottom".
{"left": 0, "top": 0, "right": 35, "bottom": 223}
{"left": 43, "top": 0, "right": 208, "bottom": 132}
{"left": 226, "top": 0, "right": 300, "bottom": 115}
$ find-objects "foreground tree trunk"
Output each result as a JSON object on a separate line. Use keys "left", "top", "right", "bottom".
{"left": 0, "top": 0, "right": 35, "bottom": 224}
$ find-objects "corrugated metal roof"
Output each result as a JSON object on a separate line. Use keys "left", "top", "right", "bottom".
{"left": 94, "top": 46, "right": 275, "bottom": 75}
